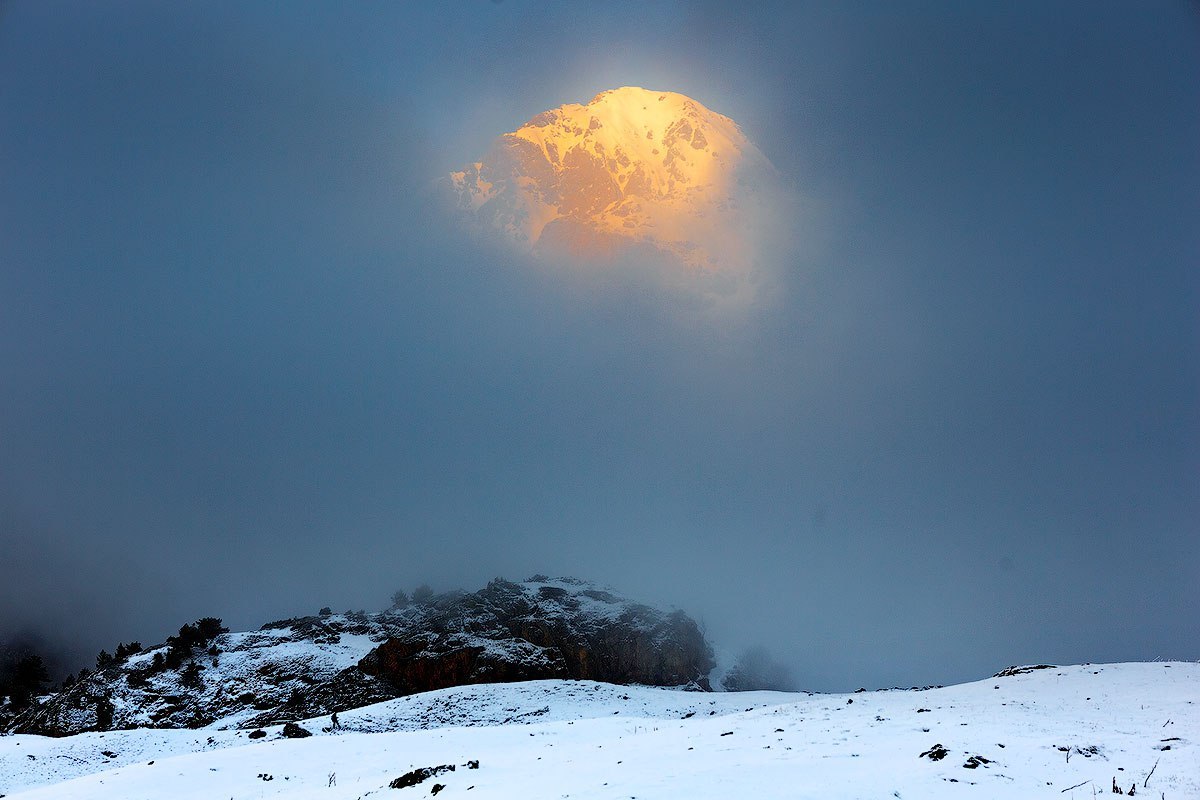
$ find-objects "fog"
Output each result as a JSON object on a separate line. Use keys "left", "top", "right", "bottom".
{"left": 1, "top": 2, "right": 1197, "bottom": 691}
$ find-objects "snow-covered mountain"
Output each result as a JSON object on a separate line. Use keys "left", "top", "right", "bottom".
{"left": 446, "top": 87, "right": 780, "bottom": 272}
{"left": 3, "top": 662, "right": 1196, "bottom": 798}
{"left": 6, "top": 577, "right": 712, "bottom": 737}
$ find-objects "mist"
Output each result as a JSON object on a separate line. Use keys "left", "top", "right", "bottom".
{"left": 1, "top": 1, "right": 1197, "bottom": 692}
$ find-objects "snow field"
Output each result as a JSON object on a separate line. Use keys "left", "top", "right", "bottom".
{"left": 2, "top": 662, "right": 1195, "bottom": 799}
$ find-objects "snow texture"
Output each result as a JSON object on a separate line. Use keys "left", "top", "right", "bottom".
{"left": 2, "top": 661, "right": 1196, "bottom": 799}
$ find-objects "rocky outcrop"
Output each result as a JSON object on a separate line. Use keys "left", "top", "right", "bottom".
{"left": 360, "top": 578, "right": 713, "bottom": 694}
{"left": 7, "top": 577, "right": 712, "bottom": 737}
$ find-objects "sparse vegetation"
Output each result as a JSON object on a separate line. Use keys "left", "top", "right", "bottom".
{"left": 94, "top": 695, "right": 114, "bottom": 729}
{"left": 155, "top": 618, "right": 229, "bottom": 672}
{"left": 114, "top": 641, "right": 143, "bottom": 661}
{"left": 0, "top": 653, "right": 50, "bottom": 710}
{"left": 179, "top": 662, "right": 204, "bottom": 689}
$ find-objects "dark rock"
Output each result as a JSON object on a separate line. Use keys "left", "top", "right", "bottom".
{"left": 920, "top": 744, "right": 949, "bottom": 761}
{"left": 389, "top": 764, "right": 455, "bottom": 789}
{"left": 281, "top": 722, "right": 311, "bottom": 738}
{"left": 248, "top": 729, "right": 266, "bottom": 739}
{"left": 361, "top": 578, "right": 713, "bottom": 695}
{"left": 993, "top": 664, "right": 1057, "bottom": 678}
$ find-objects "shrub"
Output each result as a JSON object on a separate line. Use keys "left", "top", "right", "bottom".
{"left": 114, "top": 642, "right": 143, "bottom": 661}
{"left": 153, "top": 617, "right": 230, "bottom": 674}
{"left": 95, "top": 696, "right": 114, "bottom": 729}
{"left": 179, "top": 662, "right": 204, "bottom": 689}
{"left": 196, "top": 618, "right": 227, "bottom": 641}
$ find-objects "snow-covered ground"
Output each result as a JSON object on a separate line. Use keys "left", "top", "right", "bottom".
{"left": 2, "top": 662, "right": 1195, "bottom": 799}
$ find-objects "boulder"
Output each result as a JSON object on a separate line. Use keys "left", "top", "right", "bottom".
{"left": 280, "top": 722, "right": 311, "bottom": 738}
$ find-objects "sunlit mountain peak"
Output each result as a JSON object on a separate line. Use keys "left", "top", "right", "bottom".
{"left": 447, "top": 87, "right": 778, "bottom": 271}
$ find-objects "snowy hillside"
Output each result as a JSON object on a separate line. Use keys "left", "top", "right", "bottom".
{"left": 2, "top": 662, "right": 1195, "bottom": 799}
{"left": 6, "top": 578, "right": 712, "bottom": 737}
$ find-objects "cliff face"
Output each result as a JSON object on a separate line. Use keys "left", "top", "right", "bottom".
{"left": 9, "top": 578, "right": 713, "bottom": 737}
{"left": 361, "top": 579, "right": 713, "bottom": 694}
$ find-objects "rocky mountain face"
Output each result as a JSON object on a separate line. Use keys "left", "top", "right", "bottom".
{"left": 6, "top": 578, "right": 713, "bottom": 737}
{"left": 446, "top": 86, "right": 779, "bottom": 272}
{"left": 361, "top": 578, "right": 712, "bottom": 695}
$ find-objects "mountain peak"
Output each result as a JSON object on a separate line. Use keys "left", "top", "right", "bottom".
{"left": 446, "top": 87, "right": 777, "bottom": 271}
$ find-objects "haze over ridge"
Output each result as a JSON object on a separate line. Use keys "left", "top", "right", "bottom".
{"left": 0, "top": 2, "right": 1195, "bottom": 694}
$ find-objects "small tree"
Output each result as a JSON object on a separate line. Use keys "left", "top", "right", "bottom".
{"left": 163, "top": 617, "right": 229, "bottom": 670}
{"left": 8, "top": 655, "right": 50, "bottom": 709}
{"left": 114, "top": 641, "right": 143, "bottom": 661}
{"left": 389, "top": 589, "right": 410, "bottom": 609}
{"left": 95, "top": 695, "right": 114, "bottom": 729}
{"left": 411, "top": 584, "right": 434, "bottom": 605}
{"left": 196, "top": 617, "right": 227, "bottom": 641}
{"left": 95, "top": 650, "right": 116, "bottom": 670}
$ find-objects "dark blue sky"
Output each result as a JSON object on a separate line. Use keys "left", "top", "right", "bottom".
{"left": 1, "top": 1, "right": 1197, "bottom": 690}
